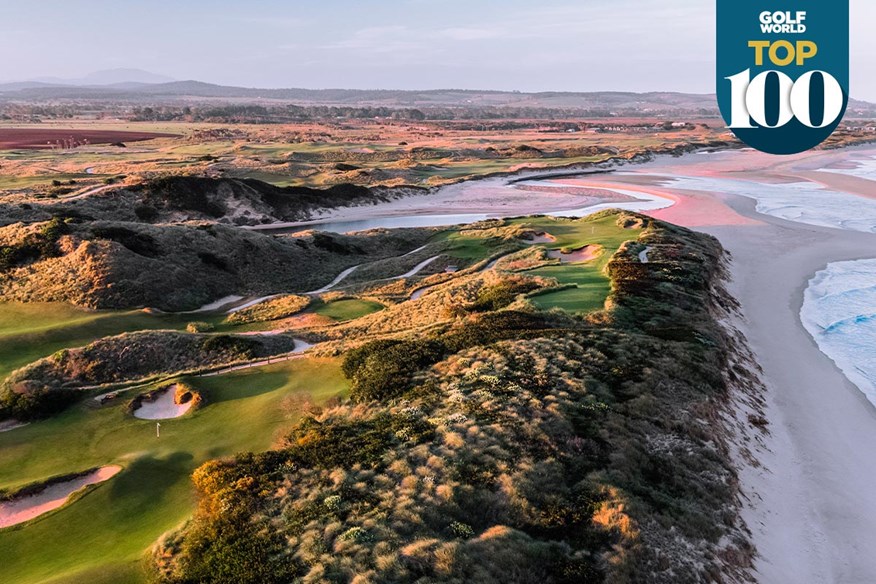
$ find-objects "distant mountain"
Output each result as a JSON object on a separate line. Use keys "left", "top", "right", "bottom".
{"left": 30, "top": 69, "right": 176, "bottom": 87}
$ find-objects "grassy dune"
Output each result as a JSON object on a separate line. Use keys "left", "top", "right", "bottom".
{"left": 0, "top": 212, "right": 654, "bottom": 583}
{"left": 0, "top": 358, "right": 347, "bottom": 584}
{"left": 0, "top": 303, "right": 230, "bottom": 383}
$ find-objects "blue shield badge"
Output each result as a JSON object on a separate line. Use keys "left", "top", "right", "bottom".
{"left": 717, "top": 1, "right": 849, "bottom": 155}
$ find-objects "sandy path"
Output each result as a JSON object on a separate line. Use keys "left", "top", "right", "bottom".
{"left": 60, "top": 183, "right": 117, "bottom": 201}
{"left": 0, "top": 466, "right": 122, "bottom": 528}
{"left": 226, "top": 295, "right": 280, "bottom": 314}
{"left": 394, "top": 255, "right": 441, "bottom": 279}
{"left": 409, "top": 251, "right": 514, "bottom": 301}
{"left": 637, "top": 246, "right": 652, "bottom": 263}
{"left": 306, "top": 265, "right": 360, "bottom": 295}
{"left": 0, "top": 420, "right": 28, "bottom": 433}
{"left": 186, "top": 295, "right": 245, "bottom": 313}
{"left": 197, "top": 338, "right": 314, "bottom": 377}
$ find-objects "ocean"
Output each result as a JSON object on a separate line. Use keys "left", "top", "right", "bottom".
{"left": 651, "top": 172, "right": 876, "bottom": 233}
{"left": 654, "top": 153, "right": 876, "bottom": 403}
{"left": 802, "top": 259, "right": 876, "bottom": 403}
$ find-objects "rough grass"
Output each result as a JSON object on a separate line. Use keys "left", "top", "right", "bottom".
{"left": 225, "top": 295, "right": 311, "bottom": 325}
{"left": 152, "top": 212, "right": 756, "bottom": 584}
{"left": 0, "top": 358, "right": 347, "bottom": 584}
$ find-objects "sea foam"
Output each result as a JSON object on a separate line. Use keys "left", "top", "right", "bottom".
{"left": 651, "top": 174, "right": 876, "bottom": 233}
{"left": 801, "top": 259, "right": 876, "bottom": 404}
{"left": 820, "top": 156, "right": 876, "bottom": 182}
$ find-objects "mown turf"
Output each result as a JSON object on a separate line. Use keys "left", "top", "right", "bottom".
{"left": 313, "top": 299, "right": 384, "bottom": 322}
{"left": 0, "top": 358, "right": 348, "bottom": 584}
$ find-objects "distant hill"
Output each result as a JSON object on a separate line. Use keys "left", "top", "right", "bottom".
{"left": 1, "top": 77, "right": 874, "bottom": 115}
{"left": 30, "top": 68, "right": 176, "bottom": 86}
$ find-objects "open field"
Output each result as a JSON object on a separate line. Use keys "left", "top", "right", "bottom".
{"left": 0, "top": 357, "right": 347, "bottom": 584}
{"left": 0, "top": 119, "right": 735, "bottom": 196}
{"left": 0, "top": 128, "right": 178, "bottom": 150}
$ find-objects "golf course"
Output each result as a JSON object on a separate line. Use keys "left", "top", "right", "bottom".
{"left": 0, "top": 211, "right": 650, "bottom": 583}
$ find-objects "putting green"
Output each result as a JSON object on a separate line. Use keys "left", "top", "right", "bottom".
{"left": 313, "top": 299, "right": 384, "bottom": 322}
{"left": 0, "top": 357, "right": 348, "bottom": 584}
{"left": 512, "top": 214, "right": 641, "bottom": 313}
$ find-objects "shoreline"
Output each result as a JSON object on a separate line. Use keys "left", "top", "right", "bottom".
{"left": 541, "top": 146, "right": 876, "bottom": 582}
{"left": 701, "top": 197, "right": 876, "bottom": 583}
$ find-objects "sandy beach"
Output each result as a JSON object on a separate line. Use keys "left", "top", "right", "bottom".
{"left": 703, "top": 197, "right": 876, "bottom": 583}
{"left": 579, "top": 149, "right": 876, "bottom": 583}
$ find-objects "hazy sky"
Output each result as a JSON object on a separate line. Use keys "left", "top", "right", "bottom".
{"left": 2, "top": 0, "right": 874, "bottom": 99}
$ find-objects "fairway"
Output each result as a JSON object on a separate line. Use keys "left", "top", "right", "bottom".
{"left": 513, "top": 214, "right": 641, "bottom": 313}
{"left": 0, "top": 358, "right": 348, "bottom": 584}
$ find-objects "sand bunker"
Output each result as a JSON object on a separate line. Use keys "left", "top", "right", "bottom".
{"left": 133, "top": 385, "right": 194, "bottom": 420}
{"left": 639, "top": 246, "right": 652, "bottom": 263}
{"left": 0, "top": 466, "right": 122, "bottom": 528}
{"left": 0, "top": 420, "right": 28, "bottom": 433}
{"left": 523, "top": 232, "right": 557, "bottom": 244}
{"left": 547, "top": 245, "right": 602, "bottom": 263}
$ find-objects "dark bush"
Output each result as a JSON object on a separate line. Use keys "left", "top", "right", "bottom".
{"left": 134, "top": 204, "right": 159, "bottom": 221}
{"left": 90, "top": 226, "right": 161, "bottom": 257}
{"left": 342, "top": 339, "right": 446, "bottom": 402}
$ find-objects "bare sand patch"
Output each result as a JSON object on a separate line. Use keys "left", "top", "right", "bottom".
{"left": 132, "top": 384, "right": 194, "bottom": 420}
{"left": 547, "top": 245, "right": 602, "bottom": 263}
{"left": 0, "top": 466, "right": 122, "bottom": 528}
{"left": 522, "top": 232, "right": 557, "bottom": 244}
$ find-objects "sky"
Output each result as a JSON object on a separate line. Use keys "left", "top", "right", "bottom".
{"left": 1, "top": 0, "right": 874, "bottom": 100}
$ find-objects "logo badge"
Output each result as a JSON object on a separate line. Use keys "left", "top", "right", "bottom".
{"left": 717, "top": 1, "right": 849, "bottom": 155}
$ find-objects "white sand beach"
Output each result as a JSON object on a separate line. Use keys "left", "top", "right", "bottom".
{"left": 575, "top": 148, "right": 876, "bottom": 583}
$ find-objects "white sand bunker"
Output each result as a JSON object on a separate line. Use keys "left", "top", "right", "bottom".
{"left": 523, "top": 232, "right": 557, "bottom": 244}
{"left": 133, "top": 384, "right": 195, "bottom": 420}
{"left": 547, "top": 245, "right": 602, "bottom": 263}
{"left": 0, "top": 465, "right": 121, "bottom": 528}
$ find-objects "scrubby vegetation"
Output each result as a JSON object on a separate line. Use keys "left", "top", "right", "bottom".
{"left": 0, "top": 218, "right": 430, "bottom": 310}
{"left": 0, "top": 175, "right": 424, "bottom": 228}
{"left": 226, "top": 295, "right": 311, "bottom": 325}
{"left": 0, "top": 216, "right": 69, "bottom": 271}
{"left": 153, "top": 212, "right": 755, "bottom": 584}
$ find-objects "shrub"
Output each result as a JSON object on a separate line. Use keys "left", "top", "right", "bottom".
{"left": 134, "top": 204, "right": 159, "bottom": 221}
{"left": 342, "top": 339, "right": 446, "bottom": 402}
{"left": 186, "top": 321, "right": 215, "bottom": 333}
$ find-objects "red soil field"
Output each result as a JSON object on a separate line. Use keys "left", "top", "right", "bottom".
{"left": 0, "top": 128, "right": 177, "bottom": 150}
